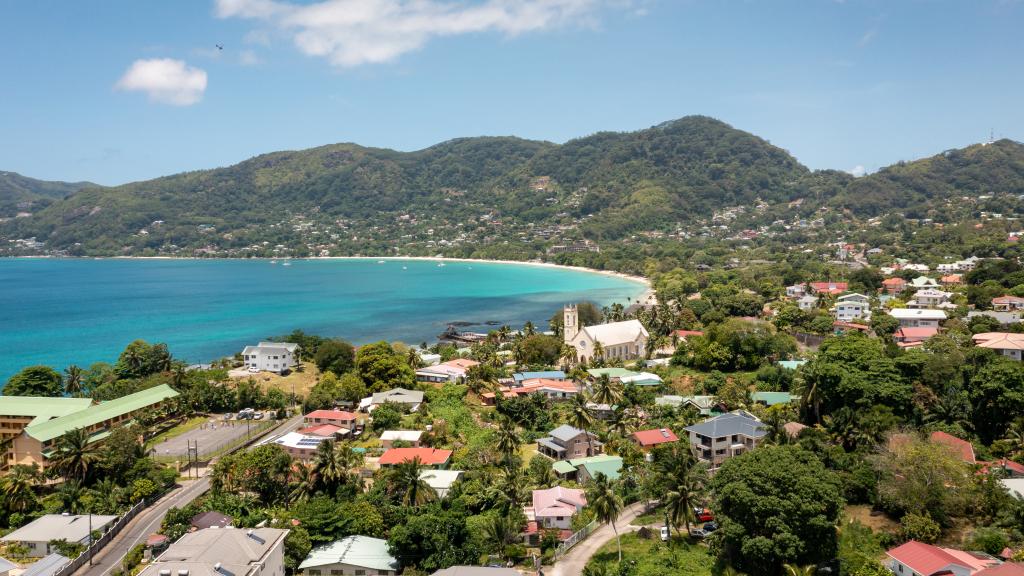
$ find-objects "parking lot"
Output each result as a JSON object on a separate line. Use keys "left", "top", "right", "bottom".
{"left": 149, "top": 415, "right": 268, "bottom": 458}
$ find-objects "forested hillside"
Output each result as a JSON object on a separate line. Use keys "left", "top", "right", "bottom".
{"left": 2, "top": 117, "right": 1022, "bottom": 264}
{"left": 0, "top": 171, "right": 97, "bottom": 218}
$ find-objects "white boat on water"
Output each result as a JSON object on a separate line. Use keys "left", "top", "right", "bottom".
{"left": 377, "top": 260, "right": 386, "bottom": 264}
{"left": 282, "top": 261, "right": 292, "bottom": 266}
{"left": 270, "top": 260, "right": 278, "bottom": 264}
{"left": 402, "top": 266, "right": 408, "bottom": 270}
{"left": 437, "top": 262, "right": 445, "bottom": 267}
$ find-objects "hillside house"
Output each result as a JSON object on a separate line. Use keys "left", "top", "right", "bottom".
{"left": 973, "top": 333, "right": 1024, "bottom": 361}
{"left": 797, "top": 294, "right": 819, "bottom": 311}
{"left": 833, "top": 293, "right": 871, "bottom": 322}
{"left": 241, "top": 342, "right": 299, "bottom": 374}
{"left": 889, "top": 308, "right": 946, "bottom": 328}
{"left": 909, "top": 289, "right": 955, "bottom": 309}
{"left": 537, "top": 425, "right": 601, "bottom": 460}
{"left": 882, "top": 277, "right": 908, "bottom": 296}
{"left": 415, "top": 358, "right": 479, "bottom": 384}
{"left": 993, "top": 296, "right": 1024, "bottom": 312}
{"left": 527, "top": 486, "right": 586, "bottom": 532}
{"left": 632, "top": 428, "right": 679, "bottom": 450}
{"left": 299, "top": 536, "right": 399, "bottom": 576}
{"left": 886, "top": 540, "right": 998, "bottom": 576}
{"left": 684, "top": 411, "right": 767, "bottom": 472}
{"left": 378, "top": 447, "right": 452, "bottom": 468}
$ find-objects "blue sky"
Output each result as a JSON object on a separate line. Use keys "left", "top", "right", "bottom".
{"left": 1, "top": 0, "right": 1022, "bottom": 185}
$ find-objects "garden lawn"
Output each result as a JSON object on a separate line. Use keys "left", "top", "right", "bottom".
{"left": 584, "top": 532, "right": 713, "bottom": 576}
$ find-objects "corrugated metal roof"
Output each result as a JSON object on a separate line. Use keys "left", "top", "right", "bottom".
{"left": 25, "top": 384, "right": 179, "bottom": 442}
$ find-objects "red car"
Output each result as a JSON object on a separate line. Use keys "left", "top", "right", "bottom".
{"left": 694, "top": 508, "right": 714, "bottom": 523}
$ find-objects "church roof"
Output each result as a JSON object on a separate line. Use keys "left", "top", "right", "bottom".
{"left": 578, "top": 320, "right": 648, "bottom": 346}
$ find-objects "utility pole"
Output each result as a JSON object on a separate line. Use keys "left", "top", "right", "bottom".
{"left": 88, "top": 512, "right": 93, "bottom": 565}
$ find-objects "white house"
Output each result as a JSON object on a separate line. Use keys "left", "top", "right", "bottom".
{"left": 973, "top": 332, "right": 1024, "bottom": 361}
{"left": 797, "top": 294, "right": 819, "bottom": 311}
{"left": 299, "top": 536, "right": 399, "bottom": 576}
{"left": 889, "top": 308, "right": 946, "bottom": 328}
{"left": 909, "top": 276, "right": 940, "bottom": 289}
{"left": 909, "top": 289, "right": 954, "bottom": 309}
{"left": 563, "top": 305, "right": 648, "bottom": 364}
{"left": 833, "top": 293, "right": 871, "bottom": 322}
{"left": 241, "top": 342, "right": 299, "bottom": 374}
{"left": 785, "top": 284, "right": 807, "bottom": 298}
{"left": 0, "top": 514, "right": 118, "bottom": 557}
{"left": 380, "top": 430, "right": 424, "bottom": 448}
{"left": 418, "top": 469, "right": 463, "bottom": 498}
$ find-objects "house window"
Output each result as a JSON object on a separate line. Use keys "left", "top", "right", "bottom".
{"left": 331, "top": 571, "right": 342, "bottom": 575}
{"left": 309, "top": 571, "right": 321, "bottom": 576}
{"left": 354, "top": 571, "right": 365, "bottom": 576}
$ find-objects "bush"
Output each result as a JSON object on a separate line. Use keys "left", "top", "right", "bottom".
{"left": 900, "top": 513, "right": 941, "bottom": 543}
{"left": 968, "top": 527, "right": 1009, "bottom": 555}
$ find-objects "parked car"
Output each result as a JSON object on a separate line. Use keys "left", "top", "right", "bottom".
{"left": 703, "top": 521, "right": 719, "bottom": 532}
{"left": 689, "top": 528, "right": 706, "bottom": 539}
{"left": 253, "top": 412, "right": 264, "bottom": 420}
{"left": 660, "top": 526, "right": 670, "bottom": 542}
{"left": 694, "top": 507, "right": 714, "bottom": 523}
{"left": 247, "top": 366, "right": 260, "bottom": 373}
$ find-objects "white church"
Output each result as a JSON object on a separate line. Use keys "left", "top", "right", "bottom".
{"left": 564, "top": 304, "right": 649, "bottom": 364}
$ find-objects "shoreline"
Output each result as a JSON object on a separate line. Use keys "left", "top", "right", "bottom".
{"left": 16, "top": 254, "right": 654, "bottom": 304}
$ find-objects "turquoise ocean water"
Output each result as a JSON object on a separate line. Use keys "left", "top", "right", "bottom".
{"left": 0, "top": 258, "right": 645, "bottom": 383}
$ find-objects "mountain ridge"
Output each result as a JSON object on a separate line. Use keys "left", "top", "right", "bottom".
{"left": 2, "top": 116, "right": 1022, "bottom": 262}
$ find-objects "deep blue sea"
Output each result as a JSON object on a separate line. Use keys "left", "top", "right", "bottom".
{"left": 0, "top": 258, "right": 646, "bottom": 383}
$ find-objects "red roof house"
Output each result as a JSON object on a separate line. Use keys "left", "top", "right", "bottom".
{"left": 304, "top": 409, "right": 358, "bottom": 427}
{"left": 894, "top": 326, "right": 939, "bottom": 344}
{"left": 977, "top": 563, "right": 1024, "bottom": 576}
{"left": 673, "top": 330, "right": 705, "bottom": 340}
{"left": 378, "top": 447, "right": 453, "bottom": 467}
{"left": 297, "top": 423, "right": 346, "bottom": 437}
{"left": 810, "top": 281, "right": 848, "bottom": 295}
{"left": 883, "top": 277, "right": 908, "bottom": 295}
{"left": 930, "top": 431, "right": 976, "bottom": 464}
{"left": 631, "top": 428, "right": 679, "bottom": 449}
{"left": 886, "top": 540, "right": 999, "bottom": 576}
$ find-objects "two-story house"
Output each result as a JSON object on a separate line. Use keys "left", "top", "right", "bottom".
{"left": 537, "top": 425, "right": 602, "bottom": 460}
{"left": 909, "top": 289, "right": 954, "bottom": 309}
{"left": 889, "top": 308, "right": 946, "bottom": 328}
{"left": 832, "top": 293, "right": 871, "bottom": 322}
{"left": 684, "top": 411, "right": 767, "bottom": 472}
{"left": 882, "top": 277, "right": 908, "bottom": 296}
{"left": 241, "top": 342, "right": 299, "bottom": 374}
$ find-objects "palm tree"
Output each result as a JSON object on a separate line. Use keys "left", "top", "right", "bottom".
{"left": 606, "top": 409, "right": 636, "bottom": 439}
{"left": 665, "top": 465, "right": 707, "bottom": 535}
{"left": 386, "top": 457, "right": 436, "bottom": 506}
{"left": 64, "top": 365, "right": 84, "bottom": 397}
{"left": 498, "top": 325, "right": 512, "bottom": 343}
{"left": 567, "top": 393, "right": 598, "bottom": 455}
{"left": 406, "top": 348, "right": 423, "bottom": 370}
{"left": 523, "top": 321, "right": 536, "bottom": 337}
{"left": 587, "top": 472, "right": 624, "bottom": 562}
{"left": 488, "top": 464, "right": 526, "bottom": 512}
{"left": 783, "top": 564, "right": 817, "bottom": 576}
{"left": 51, "top": 428, "right": 99, "bottom": 482}
{"left": 592, "top": 342, "right": 606, "bottom": 365}
{"left": 1003, "top": 419, "right": 1024, "bottom": 458}
{"left": 314, "top": 440, "right": 344, "bottom": 490}
{"left": 484, "top": 514, "right": 522, "bottom": 561}
{"left": 591, "top": 374, "right": 623, "bottom": 407}
{"left": 288, "top": 462, "right": 317, "bottom": 504}
{"left": 495, "top": 418, "right": 521, "bottom": 464}
{"left": 560, "top": 344, "right": 579, "bottom": 370}
{"left": 0, "top": 464, "right": 40, "bottom": 513}
{"left": 58, "top": 479, "right": 86, "bottom": 513}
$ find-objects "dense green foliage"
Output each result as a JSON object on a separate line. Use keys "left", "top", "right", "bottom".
{"left": 0, "top": 170, "right": 95, "bottom": 217}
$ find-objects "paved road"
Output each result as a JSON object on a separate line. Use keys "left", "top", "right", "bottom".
{"left": 76, "top": 414, "right": 303, "bottom": 576}
{"left": 548, "top": 501, "right": 649, "bottom": 576}
{"left": 150, "top": 416, "right": 253, "bottom": 458}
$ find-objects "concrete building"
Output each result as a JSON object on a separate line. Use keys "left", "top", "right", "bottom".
{"left": 973, "top": 332, "right": 1024, "bottom": 361}
{"left": 1, "top": 385, "right": 178, "bottom": 475}
{"left": 527, "top": 486, "right": 586, "bottom": 531}
{"left": 418, "top": 469, "right": 463, "bottom": 498}
{"left": 415, "top": 358, "right": 479, "bottom": 384}
{"left": 833, "top": 293, "right": 871, "bottom": 322}
{"left": 361, "top": 388, "right": 424, "bottom": 413}
{"left": 684, "top": 411, "right": 767, "bottom": 472}
{"left": 298, "top": 536, "right": 399, "bottom": 576}
{"left": 563, "top": 305, "right": 648, "bottom": 364}
{"left": 141, "top": 527, "right": 289, "bottom": 576}
{"left": 0, "top": 514, "right": 118, "bottom": 557}
{"left": 241, "top": 342, "right": 299, "bottom": 374}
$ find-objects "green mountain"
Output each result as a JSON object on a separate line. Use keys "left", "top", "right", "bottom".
{"left": 1, "top": 117, "right": 1021, "bottom": 259}
{"left": 0, "top": 171, "right": 98, "bottom": 218}
{"left": 0, "top": 116, "right": 811, "bottom": 255}
{"left": 831, "top": 139, "right": 1024, "bottom": 217}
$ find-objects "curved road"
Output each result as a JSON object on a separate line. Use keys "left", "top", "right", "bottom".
{"left": 75, "top": 414, "right": 303, "bottom": 576}
{"left": 548, "top": 501, "right": 649, "bottom": 576}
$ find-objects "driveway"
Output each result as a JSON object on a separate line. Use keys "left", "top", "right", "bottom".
{"left": 548, "top": 501, "right": 650, "bottom": 576}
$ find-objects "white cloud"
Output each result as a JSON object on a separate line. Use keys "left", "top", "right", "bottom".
{"left": 115, "top": 58, "right": 208, "bottom": 105}
{"left": 847, "top": 165, "right": 867, "bottom": 177}
{"left": 216, "top": 0, "right": 609, "bottom": 68}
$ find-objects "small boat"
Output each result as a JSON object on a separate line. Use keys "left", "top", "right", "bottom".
{"left": 282, "top": 261, "right": 292, "bottom": 267}
{"left": 437, "top": 262, "right": 445, "bottom": 267}
{"left": 377, "top": 260, "right": 386, "bottom": 264}
{"left": 270, "top": 260, "right": 278, "bottom": 264}
{"left": 402, "top": 266, "right": 408, "bottom": 270}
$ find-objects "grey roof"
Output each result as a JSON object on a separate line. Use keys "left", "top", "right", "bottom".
{"left": 154, "top": 527, "right": 288, "bottom": 575}
{"left": 536, "top": 438, "right": 566, "bottom": 453}
{"left": 0, "top": 557, "right": 17, "bottom": 574}
{"left": 548, "top": 424, "right": 588, "bottom": 442}
{"left": 21, "top": 554, "right": 70, "bottom": 576}
{"left": 968, "top": 310, "right": 1024, "bottom": 324}
{"left": 431, "top": 568, "right": 521, "bottom": 576}
{"left": 685, "top": 412, "right": 767, "bottom": 439}
{"left": 190, "top": 511, "right": 233, "bottom": 529}
{"left": 371, "top": 388, "right": 424, "bottom": 404}
{"left": 0, "top": 514, "right": 118, "bottom": 544}
{"left": 298, "top": 536, "right": 399, "bottom": 571}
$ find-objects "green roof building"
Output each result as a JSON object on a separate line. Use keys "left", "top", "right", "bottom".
{"left": 1, "top": 384, "right": 179, "bottom": 474}
{"left": 751, "top": 391, "right": 799, "bottom": 406}
{"left": 551, "top": 454, "right": 623, "bottom": 483}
